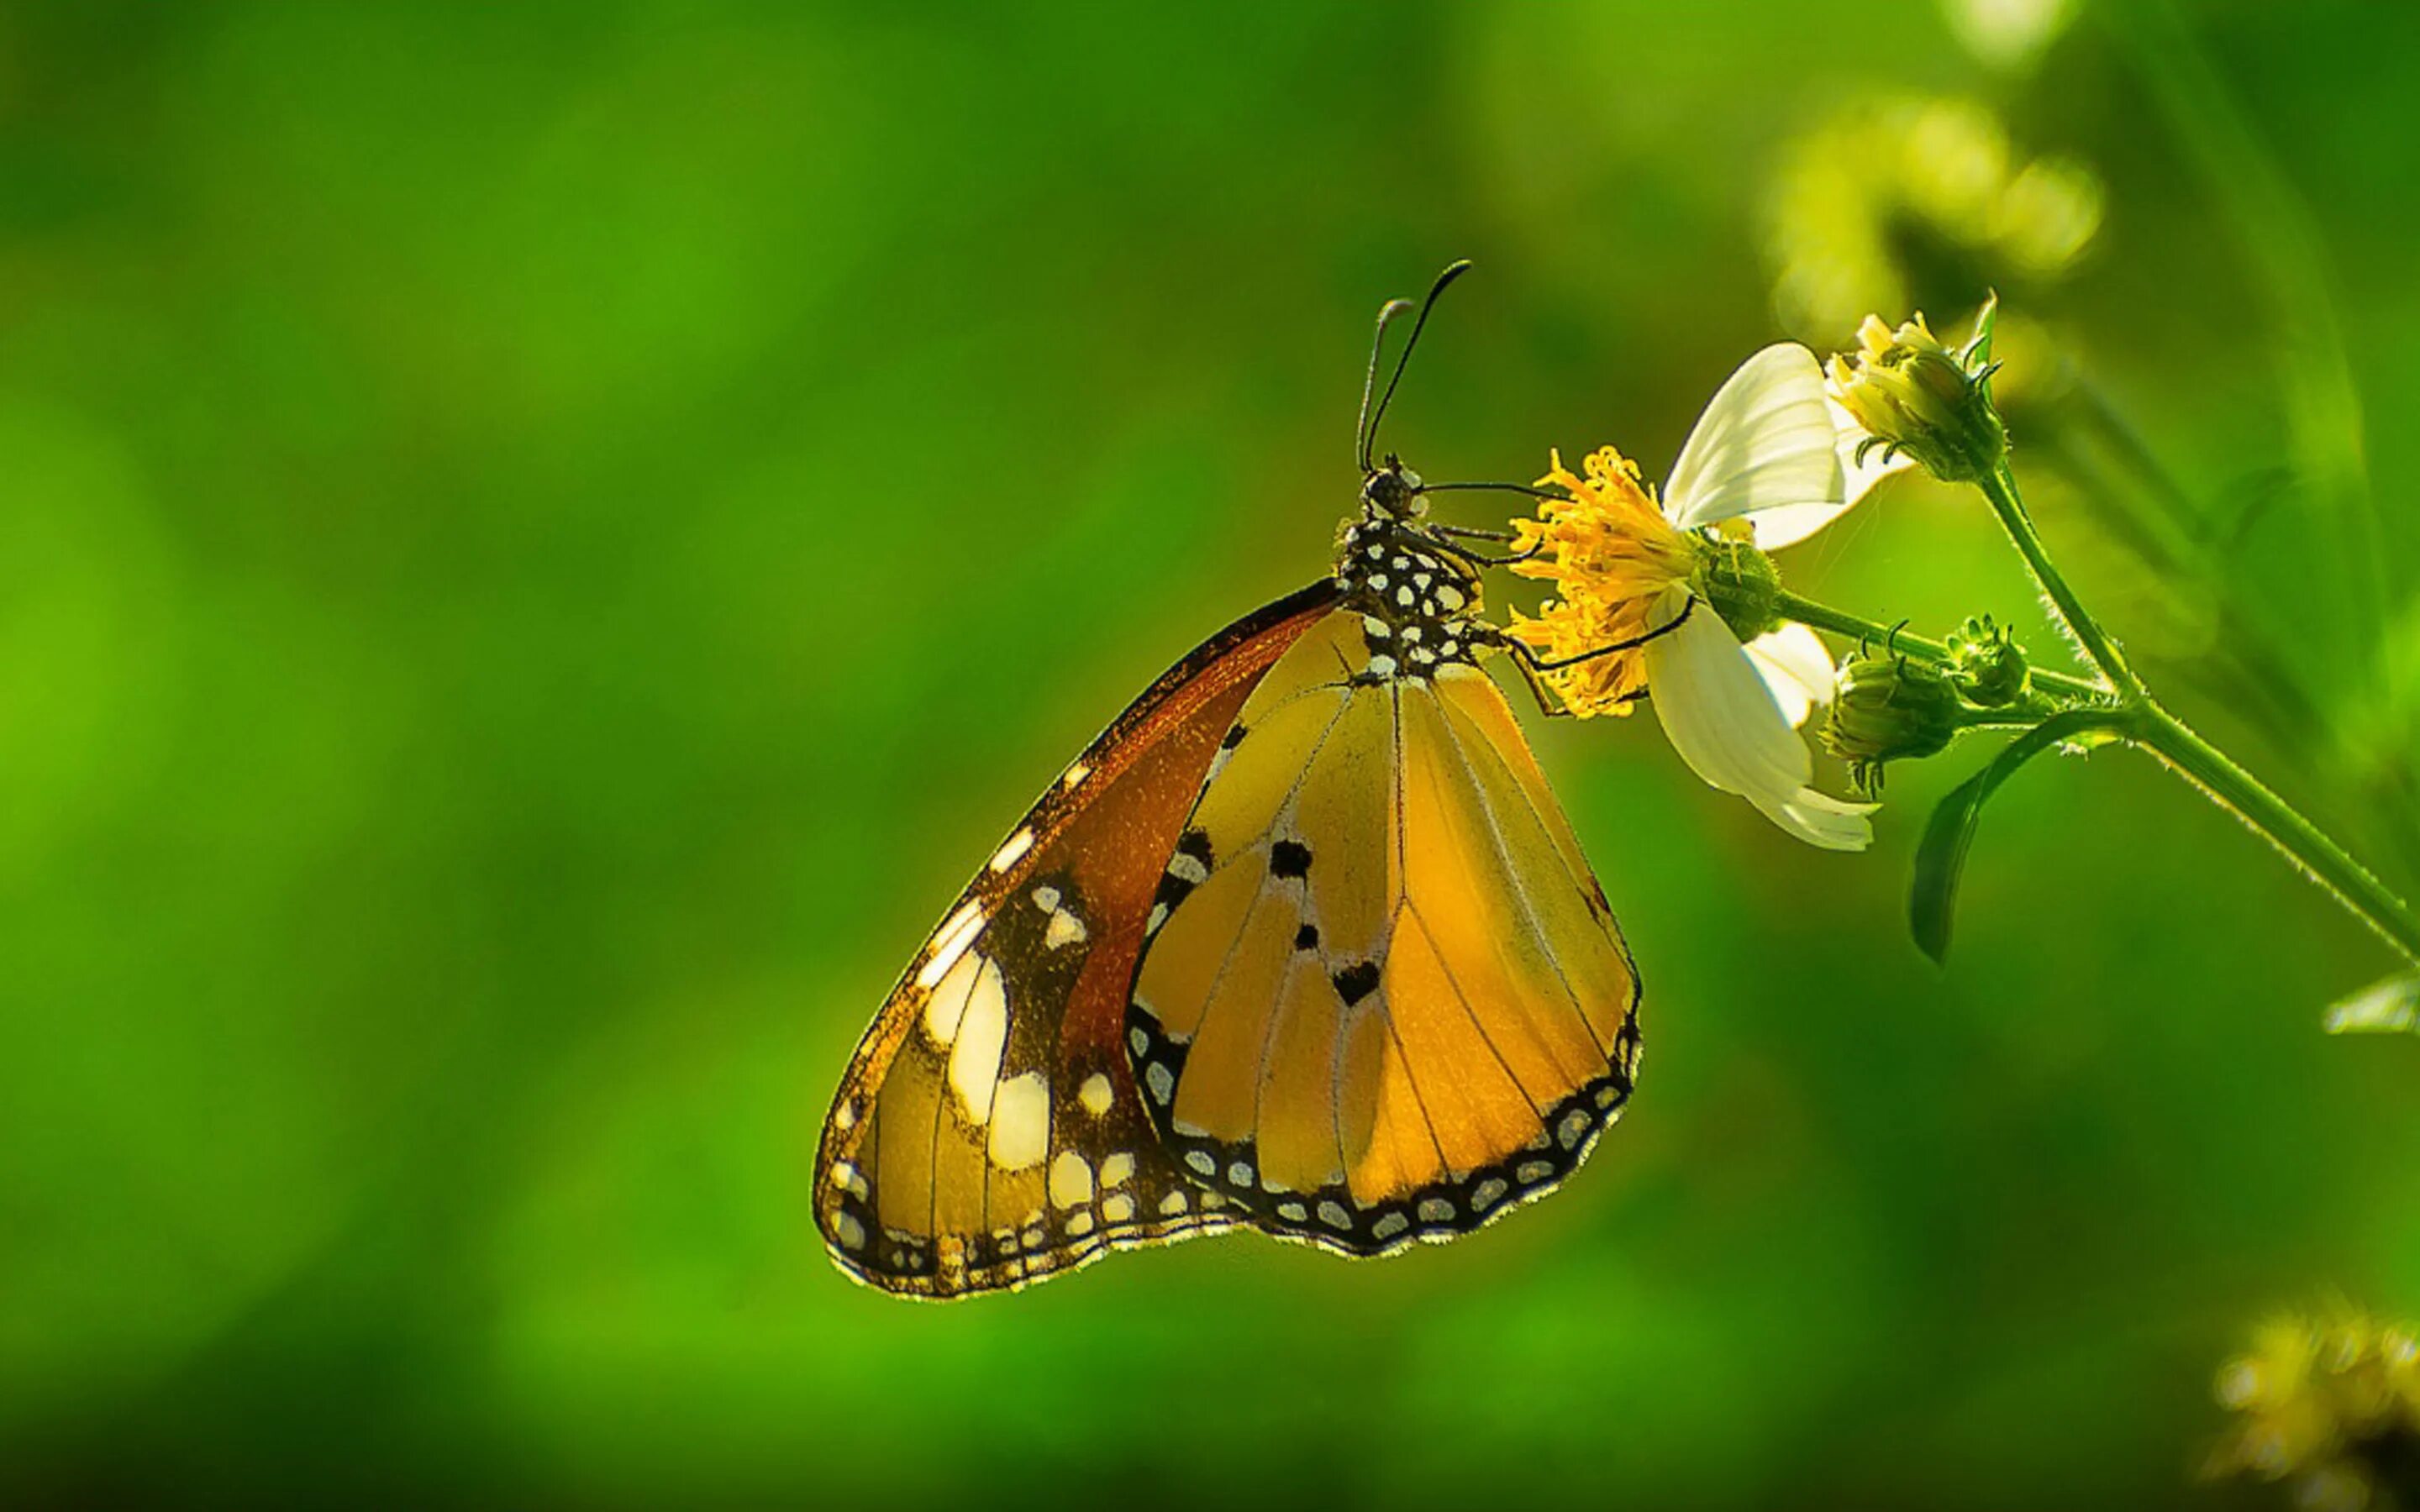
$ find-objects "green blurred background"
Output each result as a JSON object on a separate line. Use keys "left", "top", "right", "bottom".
{"left": 6, "top": 2, "right": 2418, "bottom": 1505}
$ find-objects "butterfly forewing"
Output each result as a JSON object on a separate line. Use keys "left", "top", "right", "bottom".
{"left": 1123, "top": 587, "right": 1642, "bottom": 1257}
{"left": 817, "top": 581, "right": 1342, "bottom": 1298}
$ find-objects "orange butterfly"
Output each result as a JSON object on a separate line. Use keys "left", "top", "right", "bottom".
{"left": 816, "top": 265, "right": 1645, "bottom": 1298}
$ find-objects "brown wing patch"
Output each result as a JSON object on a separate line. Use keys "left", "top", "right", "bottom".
{"left": 1125, "top": 651, "right": 1642, "bottom": 1257}
{"left": 816, "top": 581, "right": 1339, "bottom": 1299}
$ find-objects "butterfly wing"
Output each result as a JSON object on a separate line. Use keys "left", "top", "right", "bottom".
{"left": 817, "top": 580, "right": 1343, "bottom": 1298}
{"left": 1123, "top": 611, "right": 1642, "bottom": 1257}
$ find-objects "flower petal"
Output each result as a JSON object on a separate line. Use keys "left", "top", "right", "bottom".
{"left": 1646, "top": 588, "right": 1873, "bottom": 850}
{"left": 1744, "top": 399, "right": 1916, "bottom": 549}
{"left": 1646, "top": 590, "right": 1818, "bottom": 801}
{"left": 1662, "top": 344, "right": 1842, "bottom": 531}
{"left": 1749, "top": 788, "right": 1876, "bottom": 852}
{"left": 1744, "top": 623, "right": 1837, "bottom": 730}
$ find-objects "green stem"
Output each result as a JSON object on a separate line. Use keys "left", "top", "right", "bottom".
{"left": 1968, "top": 449, "right": 2420, "bottom": 965}
{"left": 1770, "top": 589, "right": 2112, "bottom": 706}
{"left": 1976, "top": 462, "right": 2144, "bottom": 698}
{"left": 2131, "top": 702, "right": 2420, "bottom": 968}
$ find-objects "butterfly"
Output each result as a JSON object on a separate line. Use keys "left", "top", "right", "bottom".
{"left": 815, "top": 264, "right": 1650, "bottom": 1298}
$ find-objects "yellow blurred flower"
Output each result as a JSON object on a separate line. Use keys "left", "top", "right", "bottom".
{"left": 2204, "top": 1302, "right": 2420, "bottom": 1510}
{"left": 1764, "top": 94, "right": 2101, "bottom": 344}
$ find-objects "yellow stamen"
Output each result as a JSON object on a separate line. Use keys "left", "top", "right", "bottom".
{"left": 1507, "top": 446, "right": 1697, "bottom": 717}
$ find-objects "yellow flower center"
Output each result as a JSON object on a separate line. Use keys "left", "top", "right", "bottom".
{"left": 1506, "top": 446, "right": 1698, "bottom": 717}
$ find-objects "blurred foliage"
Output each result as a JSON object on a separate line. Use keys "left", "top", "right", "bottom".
{"left": 3, "top": 1, "right": 2419, "bottom": 1507}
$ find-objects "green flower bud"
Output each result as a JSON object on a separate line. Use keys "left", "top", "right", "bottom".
{"left": 1824, "top": 304, "right": 2007, "bottom": 484}
{"left": 1693, "top": 534, "right": 1782, "bottom": 643}
{"left": 1823, "top": 654, "right": 1964, "bottom": 794}
{"left": 1944, "top": 614, "right": 2029, "bottom": 707}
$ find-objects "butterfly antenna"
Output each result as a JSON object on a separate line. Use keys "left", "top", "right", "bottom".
{"left": 1357, "top": 259, "right": 1474, "bottom": 474}
{"left": 1356, "top": 298, "right": 1416, "bottom": 473}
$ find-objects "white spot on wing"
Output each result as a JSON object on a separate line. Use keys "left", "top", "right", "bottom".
{"left": 833, "top": 1210, "right": 865, "bottom": 1251}
{"left": 986, "top": 1073, "right": 1050, "bottom": 1170}
{"left": 1160, "top": 1189, "right": 1189, "bottom": 1215}
{"left": 1101, "top": 1193, "right": 1135, "bottom": 1224}
{"left": 916, "top": 902, "right": 986, "bottom": 990}
{"left": 1167, "top": 852, "right": 1208, "bottom": 886}
{"left": 1049, "top": 1152, "right": 1095, "bottom": 1208}
{"left": 923, "top": 948, "right": 982, "bottom": 1047}
{"left": 1077, "top": 1073, "right": 1113, "bottom": 1116}
{"left": 1144, "top": 1061, "right": 1175, "bottom": 1105}
{"left": 1099, "top": 1152, "right": 1134, "bottom": 1188}
{"left": 1371, "top": 1211, "right": 1408, "bottom": 1242}
{"left": 1061, "top": 762, "right": 1091, "bottom": 790}
{"left": 945, "top": 958, "right": 1009, "bottom": 1121}
{"left": 1044, "top": 908, "right": 1086, "bottom": 950}
{"left": 1031, "top": 884, "right": 1061, "bottom": 912}
{"left": 989, "top": 827, "right": 1035, "bottom": 874}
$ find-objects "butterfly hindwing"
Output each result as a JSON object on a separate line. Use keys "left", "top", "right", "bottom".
{"left": 1123, "top": 607, "right": 1643, "bottom": 1257}
{"left": 816, "top": 581, "right": 1342, "bottom": 1298}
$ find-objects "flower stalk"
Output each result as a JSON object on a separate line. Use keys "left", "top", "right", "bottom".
{"left": 1821, "top": 302, "right": 2420, "bottom": 971}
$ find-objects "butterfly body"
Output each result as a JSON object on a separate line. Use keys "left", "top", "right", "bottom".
{"left": 1121, "top": 474, "right": 1641, "bottom": 1259}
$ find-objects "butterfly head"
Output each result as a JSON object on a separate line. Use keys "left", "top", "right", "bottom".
{"left": 1360, "top": 456, "right": 1428, "bottom": 522}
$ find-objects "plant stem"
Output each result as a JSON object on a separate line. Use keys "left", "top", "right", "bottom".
{"left": 1770, "top": 589, "right": 2112, "bottom": 706}
{"left": 1976, "top": 462, "right": 2144, "bottom": 697}
{"left": 1972, "top": 454, "right": 2420, "bottom": 966}
{"left": 2131, "top": 702, "right": 2420, "bottom": 967}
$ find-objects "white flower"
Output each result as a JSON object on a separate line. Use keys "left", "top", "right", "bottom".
{"left": 1511, "top": 344, "right": 1905, "bottom": 849}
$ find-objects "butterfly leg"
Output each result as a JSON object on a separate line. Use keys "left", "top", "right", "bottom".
{"left": 1426, "top": 535, "right": 1545, "bottom": 570}
{"left": 1476, "top": 597, "right": 1700, "bottom": 718}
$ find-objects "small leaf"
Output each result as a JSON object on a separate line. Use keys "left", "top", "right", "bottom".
{"left": 1962, "top": 290, "right": 2001, "bottom": 370}
{"left": 2323, "top": 974, "right": 2420, "bottom": 1035}
{"left": 1910, "top": 709, "right": 2127, "bottom": 963}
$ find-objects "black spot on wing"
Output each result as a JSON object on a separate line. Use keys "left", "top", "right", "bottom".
{"left": 1331, "top": 959, "right": 1380, "bottom": 1006}
{"left": 1270, "top": 839, "right": 1312, "bottom": 879}
{"left": 1293, "top": 922, "right": 1320, "bottom": 951}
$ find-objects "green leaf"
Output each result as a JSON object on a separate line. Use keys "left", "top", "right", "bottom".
{"left": 2323, "top": 974, "right": 2420, "bottom": 1034}
{"left": 1911, "top": 710, "right": 2127, "bottom": 964}
{"left": 1962, "top": 290, "right": 2000, "bottom": 370}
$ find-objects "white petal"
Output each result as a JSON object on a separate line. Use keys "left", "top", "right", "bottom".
{"left": 1646, "top": 591, "right": 1874, "bottom": 851}
{"left": 1662, "top": 344, "right": 1842, "bottom": 531}
{"left": 1745, "top": 398, "right": 1915, "bottom": 549}
{"left": 1744, "top": 623, "right": 1837, "bottom": 730}
{"left": 1646, "top": 592, "right": 1817, "bottom": 801}
{"left": 1749, "top": 788, "right": 1876, "bottom": 852}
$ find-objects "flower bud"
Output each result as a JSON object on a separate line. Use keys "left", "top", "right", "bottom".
{"left": 1693, "top": 534, "right": 1783, "bottom": 643}
{"left": 1823, "top": 654, "right": 1964, "bottom": 793}
{"left": 1825, "top": 306, "right": 2007, "bottom": 484}
{"left": 1943, "top": 614, "right": 2029, "bottom": 707}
